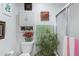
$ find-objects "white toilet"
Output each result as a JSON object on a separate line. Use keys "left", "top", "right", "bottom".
{"left": 20, "top": 42, "right": 34, "bottom": 56}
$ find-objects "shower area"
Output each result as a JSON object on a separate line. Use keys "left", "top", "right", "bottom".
{"left": 56, "top": 3, "right": 79, "bottom": 56}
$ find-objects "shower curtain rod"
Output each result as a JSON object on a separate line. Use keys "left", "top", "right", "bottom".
{"left": 56, "top": 3, "right": 72, "bottom": 17}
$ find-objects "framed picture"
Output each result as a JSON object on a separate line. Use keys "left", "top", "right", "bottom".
{"left": 2, "top": 3, "right": 12, "bottom": 17}
{"left": 41, "top": 11, "right": 49, "bottom": 21}
{"left": 21, "top": 26, "right": 26, "bottom": 31}
{"left": 24, "top": 3, "right": 32, "bottom": 10}
{"left": 0, "top": 21, "right": 5, "bottom": 39}
{"left": 21, "top": 26, "right": 33, "bottom": 31}
{"left": 25, "top": 26, "right": 33, "bottom": 30}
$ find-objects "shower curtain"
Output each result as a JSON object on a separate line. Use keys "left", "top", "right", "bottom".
{"left": 56, "top": 4, "right": 79, "bottom": 56}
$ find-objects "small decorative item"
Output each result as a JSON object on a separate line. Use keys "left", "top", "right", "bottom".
{"left": 2, "top": 3, "right": 12, "bottom": 16}
{"left": 21, "top": 26, "right": 33, "bottom": 31}
{"left": 25, "top": 26, "right": 33, "bottom": 30}
{"left": 0, "top": 21, "right": 5, "bottom": 39}
{"left": 23, "top": 32, "right": 33, "bottom": 42}
{"left": 41, "top": 11, "right": 49, "bottom": 21}
{"left": 21, "top": 26, "right": 26, "bottom": 31}
{"left": 24, "top": 3, "right": 32, "bottom": 11}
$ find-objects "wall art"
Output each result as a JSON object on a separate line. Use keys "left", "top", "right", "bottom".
{"left": 2, "top": 3, "right": 12, "bottom": 16}
{"left": 41, "top": 11, "right": 49, "bottom": 21}
{"left": 21, "top": 26, "right": 33, "bottom": 31}
{"left": 24, "top": 3, "right": 32, "bottom": 11}
{"left": 0, "top": 21, "right": 5, "bottom": 39}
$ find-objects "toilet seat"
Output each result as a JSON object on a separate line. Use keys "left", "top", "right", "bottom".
{"left": 20, "top": 53, "right": 30, "bottom": 56}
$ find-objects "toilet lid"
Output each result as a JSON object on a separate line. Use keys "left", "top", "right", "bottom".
{"left": 20, "top": 53, "right": 30, "bottom": 56}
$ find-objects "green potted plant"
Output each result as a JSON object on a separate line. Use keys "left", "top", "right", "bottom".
{"left": 36, "top": 29, "right": 59, "bottom": 56}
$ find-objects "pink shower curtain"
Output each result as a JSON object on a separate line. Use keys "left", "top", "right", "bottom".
{"left": 67, "top": 36, "right": 70, "bottom": 56}
{"left": 74, "top": 37, "right": 79, "bottom": 56}
{"left": 66, "top": 36, "right": 79, "bottom": 56}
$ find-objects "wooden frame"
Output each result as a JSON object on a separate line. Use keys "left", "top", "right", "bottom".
{"left": 24, "top": 3, "right": 32, "bottom": 10}
{"left": 41, "top": 11, "right": 49, "bottom": 21}
{"left": 0, "top": 21, "right": 5, "bottom": 39}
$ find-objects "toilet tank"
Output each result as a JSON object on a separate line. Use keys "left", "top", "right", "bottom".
{"left": 21, "top": 42, "right": 34, "bottom": 53}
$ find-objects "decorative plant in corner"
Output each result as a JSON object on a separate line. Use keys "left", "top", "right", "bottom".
{"left": 36, "top": 29, "right": 59, "bottom": 56}
{"left": 23, "top": 32, "right": 33, "bottom": 42}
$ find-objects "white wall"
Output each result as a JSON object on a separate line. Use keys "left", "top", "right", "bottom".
{"left": 33, "top": 3, "right": 55, "bottom": 25}
{"left": 33, "top": 3, "right": 67, "bottom": 55}
{"left": 0, "top": 3, "right": 66, "bottom": 56}
{"left": 18, "top": 3, "right": 66, "bottom": 55}
{"left": 0, "top": 3, "right": 20, "bottom": 56}
{"left": 32, "top": 3, "right": 57, "bottom": 55}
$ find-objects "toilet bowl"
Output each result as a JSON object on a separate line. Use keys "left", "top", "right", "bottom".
{"left": 20, "top": 42, "right": 34, "bottom": 56}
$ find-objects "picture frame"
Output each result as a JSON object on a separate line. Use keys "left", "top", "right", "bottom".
{"left": 0, "top": 21, "right": 5, "bottom": 39}
{"left": 25, "top": 26, "right": 33, "bottom": 30}
{"left": 24, "top": 3, "right": 32, "bottom": 10}
{"left": 21, "top": 26, "right": 26, "bottom": 31}
{"left": 21, "top": 26, "right": 33, "bottom": 31}
{"left": 41, "top": 11, "right": 49, "bottom": 21}
{"left": 2, "top": 3, "right": 12, "bottom": 17}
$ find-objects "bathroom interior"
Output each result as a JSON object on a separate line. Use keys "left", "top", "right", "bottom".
{"left": 0, "top": 3, "right": 79, "bottom": 56}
